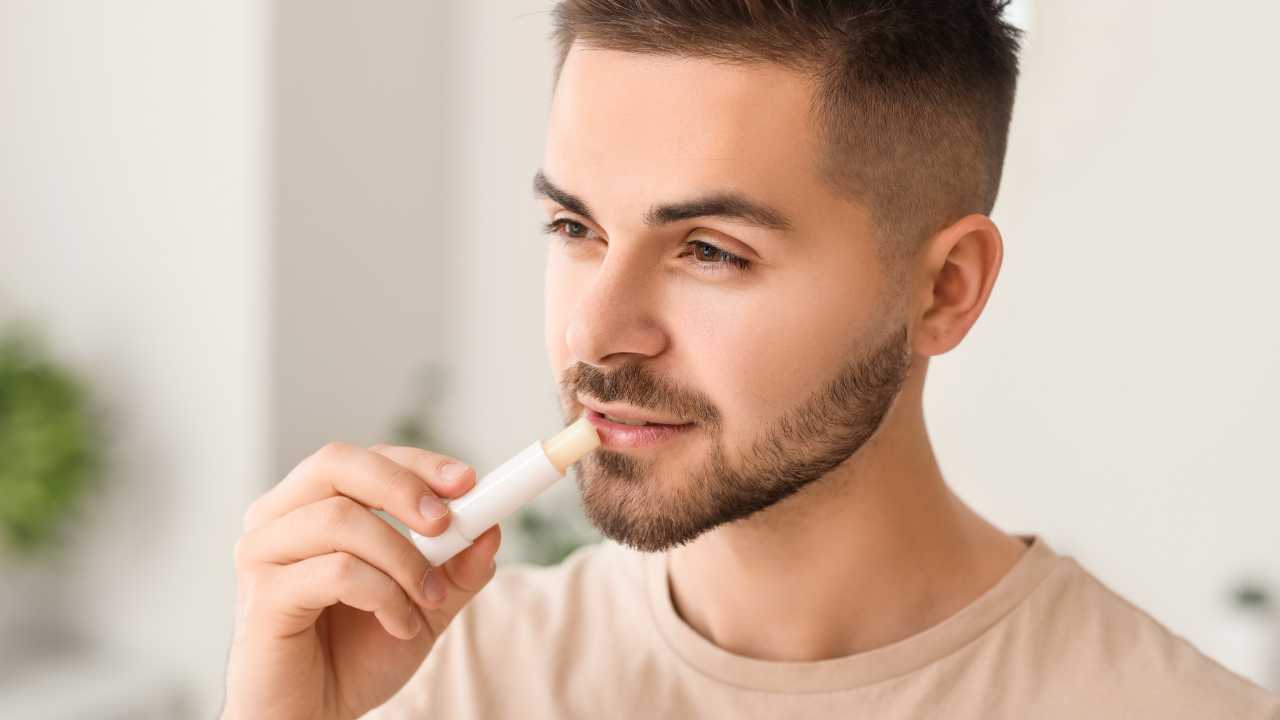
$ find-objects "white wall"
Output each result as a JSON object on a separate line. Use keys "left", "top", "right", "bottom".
{"left": 270, "top": 0, "right": 570, "bottom": 562}
{"left": 0, "top": 0, "right": 270, "bottom": 714}
{"left": 272, "top": 0, "right": 453, "bottom": 478}
{"left": 273, "top": 0, "right": 564, "bottom": 475}
{"left": 929, "top": 0, "right": 1280, "bottom": 667}
{"left": 424, "top": 0, "right": 568, "bottom": 504}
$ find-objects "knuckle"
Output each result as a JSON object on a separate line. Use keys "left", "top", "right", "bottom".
{"left": 327, "top": 551, "right": 358, "bottom": 582}
{"left": 315, "top": 440, "right": 354, "bottom": 463}
{"left": 316, "top": 495, "right": 358, "bottom": 529}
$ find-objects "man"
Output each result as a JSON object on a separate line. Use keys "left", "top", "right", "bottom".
{"left": 220, "top": 2, "right": 1280, "bottom": 718}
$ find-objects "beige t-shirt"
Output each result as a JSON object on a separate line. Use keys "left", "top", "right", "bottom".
{"left": 365, "top": 534, "right": 1280, "bottom": 719}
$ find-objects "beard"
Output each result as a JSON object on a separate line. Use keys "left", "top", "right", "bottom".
{"left": 556, "top": 320, "right": 914, "bottom": 553}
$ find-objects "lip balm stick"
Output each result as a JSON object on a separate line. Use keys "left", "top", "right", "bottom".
{"left": 410, "top": 415, "right": 601, "bottom": 566}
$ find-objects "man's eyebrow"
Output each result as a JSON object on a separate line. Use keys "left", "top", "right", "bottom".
{"left": 532, "top": 170, "right": 597, "bottom": 224}
{"left": 532, "top": 169, "right": 793, "bottom": 232}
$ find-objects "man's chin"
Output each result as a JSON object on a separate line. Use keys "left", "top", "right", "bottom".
{"left": 573, "top": 460, "right": 708, "bottom": 553}
{"left": 581, "top": 509, "right": 702, "bottom": 554}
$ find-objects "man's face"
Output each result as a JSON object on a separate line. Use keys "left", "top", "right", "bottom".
{"left": 540, "top": 45, "right": 915, "bottom": 552}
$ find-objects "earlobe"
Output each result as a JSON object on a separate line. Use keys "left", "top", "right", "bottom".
{"left": 915, "top": 214, "right": 1004, "bottom": 357}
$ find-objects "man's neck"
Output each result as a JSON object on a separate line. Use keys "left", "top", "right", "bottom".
{"left": 665, "top": 382, "right": 1027, "bottom": 662}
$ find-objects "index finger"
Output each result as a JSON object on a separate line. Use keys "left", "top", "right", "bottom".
{"left": 241, "top": 441, "right": 463, "bottom": 538}
{"left": 367, "top": 444, "right": 477, "bottom": 499}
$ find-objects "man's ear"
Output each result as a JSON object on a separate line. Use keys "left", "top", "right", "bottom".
{"left": 913, "top": 213, "right": 1004, "bottom": 357}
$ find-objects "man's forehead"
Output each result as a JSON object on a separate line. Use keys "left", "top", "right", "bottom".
{"left": 545, "top": 45, "right": 823, "bottom": 224}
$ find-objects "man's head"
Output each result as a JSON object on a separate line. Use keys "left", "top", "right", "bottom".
{"left": 536, "top": 0, "right": 1021, "bottom": 552}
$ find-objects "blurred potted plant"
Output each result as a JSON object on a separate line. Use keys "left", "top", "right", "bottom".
{"left": 0, "top": 324, "right": 100, "bottom": 554}
{"left": 1216, "top": 579, "right": 1280, "bottom": 691}
{"left": 0, "top": 321, "right": 102, "bottom": 667}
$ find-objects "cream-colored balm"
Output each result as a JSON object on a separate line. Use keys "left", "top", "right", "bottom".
{"left": 411, "top": 415, "right": 601, "bottom": 566}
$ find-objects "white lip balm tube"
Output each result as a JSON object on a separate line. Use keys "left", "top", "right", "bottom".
{"left": 410, "top": 415, "right": 600, "bottom": 566}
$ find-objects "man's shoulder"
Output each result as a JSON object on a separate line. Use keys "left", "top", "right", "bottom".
{"left": 1021, "top": 556, "right": 1280, "bottom": 718}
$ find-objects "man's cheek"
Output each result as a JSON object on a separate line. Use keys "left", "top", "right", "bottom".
{"left": 544, "top": 262, "right": 592, "bottom": 369}
{"left": 544, "top": 302, "right": 571, "bottom": 373}
{"left": 543, "top": 258, "right": 571, "bottom": 364}
{"left": 698, "top": 335, "right": 777, "bottom": 419}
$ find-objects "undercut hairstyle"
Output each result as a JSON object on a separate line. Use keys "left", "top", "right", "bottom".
{"left": 548, "top": 0, "right": 1022, "bottom": 270}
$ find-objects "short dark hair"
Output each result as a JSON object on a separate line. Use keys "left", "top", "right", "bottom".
{"left": 549, "top": 0, "right": 1022, "bottom": 268}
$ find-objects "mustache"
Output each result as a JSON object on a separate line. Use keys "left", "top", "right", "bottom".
{"left": 560, "top": 361, "right": 720, "bottom": 425}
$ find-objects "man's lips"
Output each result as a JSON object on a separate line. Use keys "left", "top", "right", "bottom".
{"left": 576, "top": 397, "right": 687, "bottom": 426}
{"left": 584, "top": 408, "right": 697, "bottom": 449}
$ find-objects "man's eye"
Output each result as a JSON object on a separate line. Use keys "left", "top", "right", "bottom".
{"left": 542, "top": 220, "right": 751, "bottom": 273}
{"left": 686, "top": 240, "right": 751, "bottom": 271}
{"left": 541, "top": 218, "right": 592, "bottom": 240}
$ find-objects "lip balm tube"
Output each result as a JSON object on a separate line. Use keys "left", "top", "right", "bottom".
{"left": 410, "top": 415, "right": 600, "bottom": 566}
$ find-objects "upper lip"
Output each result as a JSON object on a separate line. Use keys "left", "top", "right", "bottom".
{"left": 578, "top": 396, "right": 689, "bottom": 426}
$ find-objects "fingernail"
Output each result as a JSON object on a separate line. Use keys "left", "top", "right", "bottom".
{"left": 440, "top": 462, "right": 469, "bottom": 484}
{"left": 422, "top": 568, "right": 447, "bottom": 604}
{"left": 419, "top": 494, "right": 449, "bottom": 521}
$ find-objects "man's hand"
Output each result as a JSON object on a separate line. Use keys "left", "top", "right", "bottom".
{"left": 220, "top": 441, "right": 501, "bottom": 720}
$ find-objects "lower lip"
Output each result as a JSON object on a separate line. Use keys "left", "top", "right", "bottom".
{"left": 585, "top": 409, "right": 696, "bottom": 449}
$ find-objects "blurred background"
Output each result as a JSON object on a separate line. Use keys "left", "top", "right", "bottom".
{"left": 1, "top": 1, "right": 1277, "bottom": 717}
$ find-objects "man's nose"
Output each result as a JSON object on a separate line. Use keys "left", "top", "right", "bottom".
{"left": 564, "top": 248, "right": 667, "bottom": 369}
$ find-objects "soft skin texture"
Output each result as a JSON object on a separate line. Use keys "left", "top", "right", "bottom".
{"left": 539, "top": 44, "right": 1027, "bottom": 662}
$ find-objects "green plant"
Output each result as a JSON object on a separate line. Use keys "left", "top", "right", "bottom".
{"left": 1232, "top": 580, "right": 1273, "bottom": 613}
{"left": 514, "top": 501, "right": 599, "bottom": 566}
{"left": 0, "top": 323, "right": 100, "bottom": 554}
{"left": 389, "top": 363, "right": 450, "bottom": 451}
